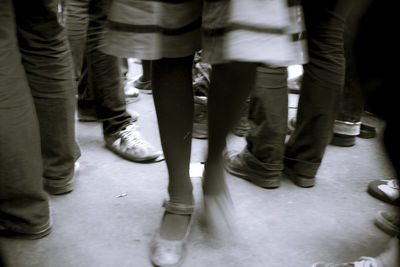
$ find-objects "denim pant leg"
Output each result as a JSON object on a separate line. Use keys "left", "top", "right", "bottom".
{"left": 0, "top": 0, "right": 50, "bottom": 233}
{"left": 66, "top": 0, "right": 132, "bottom": 135}
{"left": 284, "top": 0, "right": 352, "bottom": 178}
{"left": 13, "top": 0, "right": 80, "bottom": 188}
{"left": 246, "top": 66, "right": 288, "bottom": 177}
{"left": 334, "top": 0, "right": 373, "bottom": 136}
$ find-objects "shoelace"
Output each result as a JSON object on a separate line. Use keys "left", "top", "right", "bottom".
{"left": 119, "top": 124, "right": 149, "bottom": 148}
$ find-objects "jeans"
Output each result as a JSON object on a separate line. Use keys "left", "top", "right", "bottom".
{"left": 65, "top": 0, "right": 132, "bottom": 135}
{"left": 284, "top": 0, "right": 353, "bottom": 178}
{"left": 0, "top": 0, "right": 78, "bottom": 232}
{"left": 334, "top": 0, "right": 373, "bottom": 136}
{"left": 246, "top": 66, "right": 288, "bottom": 177}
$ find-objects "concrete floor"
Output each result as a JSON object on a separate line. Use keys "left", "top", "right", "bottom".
{"left": 0, "top": 62, "right": 397, "bottom": 267}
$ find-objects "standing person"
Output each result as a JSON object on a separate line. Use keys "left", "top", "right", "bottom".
{"left": 312, "top": 0, "right": 399, "bottom": 266}
{"left": 1, "top": 0, "right": 79, "bottom": 239}
{"left": 102, "top": 0, "right": 303, "bottom": 266}
{"left": 65, "top": 0, "right": 163, "bottom": 163}
{"left": 224, "top": 0, "right": 352, "bottom": 189}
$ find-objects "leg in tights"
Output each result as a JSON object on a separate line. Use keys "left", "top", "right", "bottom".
{"left": 152, "top": 55, "right": 194, "bottom": 240}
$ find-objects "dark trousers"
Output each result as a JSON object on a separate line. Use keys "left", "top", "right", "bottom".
{"left": 284, "top": 0, "right": 353, "bottom": 177}
{"left": 65, "top": 0, "right": 132, "bottom": 135}
{"left": 0, "top": 0, "right": 78, "bottom": 232}
{"left": 246, "top": 66, "right": 288, "bottom": 177}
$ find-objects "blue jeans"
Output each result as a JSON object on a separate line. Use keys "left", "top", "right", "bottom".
{"left": 0, "top": 0, "right": 78, "bottom": 233}
{"left": 284, "top": 0, "right": 353, "bottom": 178}
{"left": 65, "top": 0, "right": 132, "bottom": 135}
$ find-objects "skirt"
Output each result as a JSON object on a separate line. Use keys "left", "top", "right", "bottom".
{"left": 101, "top": 0, "right": 307, "bottom": 66}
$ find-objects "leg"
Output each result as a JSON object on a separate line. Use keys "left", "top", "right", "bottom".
{"left": 224, "top": 66, "right": 288, "bottom": 188}
{"left": 284, "top": 0, "right": 352, "bottom": 186}
{"left": 0, "top": 0, "right": 50, "bottom": 236}
{"left": 13, "top": 0, "right": 80, "bottom": 194}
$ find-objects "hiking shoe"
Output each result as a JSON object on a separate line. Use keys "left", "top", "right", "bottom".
{"left": 374, "top": 211, "right": 400, "bottom": 236}
{"left": 104, "top": 124, "right": 163, "bottom": 162}
{"left": 223, "top": 148, "right": 281, "bottom": 188}
{"left": 133, "top": 75, "right": 152, "bottom": 94}
{"left": 311, "top": 257, "right": 382, "bottom": 267}
{"left": 283, "top": 166, "right": 316, "bottom": 188}
{"left": 43, "top": 162, "right": 80, "bottom": 195}
{"left": 367, "top": 179, "right": 400, "bottom": 206}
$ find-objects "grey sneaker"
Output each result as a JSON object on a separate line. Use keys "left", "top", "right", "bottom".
{"left": 104, "top": 124, "right": 163, "bottom": 162}
{"left": 375, "top": 211, "right": 400, "bottom": 236}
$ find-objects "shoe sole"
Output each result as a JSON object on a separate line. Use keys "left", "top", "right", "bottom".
{"left": 284, "top": 168, "right": 315, "bottom": 188}
{"left": 374, "top": 211, "right": 400, "bottom": 236}
{"left": 224, "top": 157, "right": 280, "bottom": 189}
{"left": 105, "top": 143, "right": 164, "bottom": 163}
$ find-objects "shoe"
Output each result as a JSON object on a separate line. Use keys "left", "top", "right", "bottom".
{"left": 43, "top": 162, "right": 80, "bottom": 195}
{"left": 311, "top": 257, "right": 382, "bottom": 267}
{"left": 367, "top": 179, "right": 400, "bottom": 206}
{"left": 124, "top": 81, "right": 140, "bottom": 99}
{"left": 192, "top": 96, "right": 208, "bottom": 139}
{"left": 283, "top": 167, "right": 315, "bottom": 188}
{"left": 223, "top": 149, "right": 281, "bottom": 188}
{"left": 331, "top": 133, "right": 356, "bottom": 147}
{"left": 358, "top": 123, "right": 376, "bottom": 139}
{"left": 133, "top": 75, "right": 152, "bottom": 94}
{"left": 0, "top": 222, "right": 51, "bottom": 240}
{"left": 150, "top": 200, "right": 195, "bottom": 267}
{"left": 104, "top": 123, "right": 163, "bottom": 162}
{"left": 374, "top": 211, "right": 400, "bottom": 236}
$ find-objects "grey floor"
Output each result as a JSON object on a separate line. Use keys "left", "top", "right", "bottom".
{"left": 0, "top": 62, "right": 397, "bottom": 267}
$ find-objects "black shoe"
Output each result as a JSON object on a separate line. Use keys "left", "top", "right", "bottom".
{"left": 224, "top": 149, "right": 281, "bottom": 188}
{"left": 358, "top": 123, "right": 376, "bottom": 139}
{"left": 330, "top": 133, "right": 356, "bottom": 147}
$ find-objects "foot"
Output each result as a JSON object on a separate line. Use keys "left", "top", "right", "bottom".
{"left": 367, "top": 178, "right": 400, "bottom": 206}
{"left": 104, "top": 123, "right": 163, "bottom": 162}
{"left": 374, "top": 211, "right": 400, "bottom": 236}
{"left": 133, "top": 75, "right": 152, "bottom": 93}
{"left": 150, "top": 201, "right": 195, "bottom": 267}
{"left": 223, "top": 149, "right": 281, "bottom": 188}
{"left": 124, "top": 81, "right": 140, "bottom": 99}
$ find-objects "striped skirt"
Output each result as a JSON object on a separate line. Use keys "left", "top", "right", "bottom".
{"left": 101, "top": 0, "right": 307, "bottom": 66}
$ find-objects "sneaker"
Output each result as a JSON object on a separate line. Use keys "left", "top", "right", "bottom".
{"left": 374, "top": 211, "right": 400, "bottom": 236}
{"left": 367, "top": 179, "right": 400, "bottom": 206}
{"left": 43, "top": 162, "right": 80, "bottom": 195}
{"left": 133, "top": 75, "right": 152, "bottom": 94}
{"left": 104, "top": 124, "right": 163, "bottom": 162}
{"left": 124, "top": 80, "right": 140, "bottom": 100}
{"left": 311, "top": 257, "right": 382, "bottom": 267}
{"left": 223, "top": 148, "right": 281, "bottom": 188}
